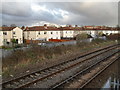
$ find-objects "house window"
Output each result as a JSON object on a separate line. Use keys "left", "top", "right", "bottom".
{"left": 7, "top": 42, "right": 9, "bottom": 45}
{"left": 44, "top": 32, "right": 47, "bottom": 34}
{"left": 16, "top": 39, "right": 18, "bottom": 44}
{"left": 66, "top": 31, "right": 67, "bottom": 33}
{"left": 3, "top": 32, "right": 7, "bottom": 35}
{"left": 45, "top": 38, "right": 47, "bottom": 41}
{"left": 4, "top": 39, "right": 7, "bottom": 42}
{"left": 51, "top": 32, "right": 53, "bottom": 34}
{"left": 56, "top": 32, "right": 58, "bottom": 34}
{"left": 38, "top": 32, "right": 40, "bottom": 35}
{"left": 13, "top": 32, "right": 15, "bottom": 34}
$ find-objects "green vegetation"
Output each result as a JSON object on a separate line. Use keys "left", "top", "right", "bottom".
{"left": 76, "top": 33, "right": 93, "bottom": 41}
{"left": 106, "top": 34, "right": 120, "bottom": 40}
{"left": 98, "top": 32, "right": 106, "bottom": 37}
{"left": 1, "top": 46, "right": 13, "bottom": 49}
{"left": 11, "top": 39, "right": 18, "bottom": 44}
{"left": 1, "top": 44, "right": 25, "bottom": 50}
{"left": 2, "top": 38, "right": 118, "bottom": 77}
{"left": 76, "top": 33, "right": 88, "bottom": 40}
{"left": 92, "top": 38, "right": 105, "bottom": 44}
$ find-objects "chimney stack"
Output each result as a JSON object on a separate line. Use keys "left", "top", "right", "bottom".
{"left": 44, "top": 24, "right": 47, "bottom": 27}
{"left": 75, "top": 25, "right": 78, "bottom": 27}
{"left": 69, "top": 25, "right": 72, "bottom": 27}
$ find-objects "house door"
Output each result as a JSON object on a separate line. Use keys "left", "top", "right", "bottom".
{"left": 16, "top": 39, "right": 18, "bottom": 44}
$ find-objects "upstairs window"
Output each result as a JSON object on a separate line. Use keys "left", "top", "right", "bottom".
{"left": 13, "top": 32, "right": 15, "bottom": 34}
{"left": 4, "top": 39, "right": 7, "bottom": 42}
{"left": 51, "top": 32, "right": 53, "bottom": 34}
{"left": 38, "top": 32, "right": 40, "bottom": 35}
{"left": 44, "top": 32, "right": 47, "bottom": 34}
{"left": 3, "top": 32, "right": 7, "bottom": 35}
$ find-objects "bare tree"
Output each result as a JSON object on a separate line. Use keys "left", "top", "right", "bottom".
{"left": 21, "top": 26, "right": 25, "bottom": 29}
{"left": 10, "top": 24, "right": 17, "bottom": 27}
{"left": 116, "top": 25, "right": 120, "bottom": 30}
{"left": 2, "top": 25, "right": 8, "bottom": 27}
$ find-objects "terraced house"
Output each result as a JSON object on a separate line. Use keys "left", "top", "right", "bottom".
{"left": 1, "top": 27, "right": 23, "bottom": 46}
{"left": 24, "top": 24, "right": 61, "bottom": 41}
{"left": 0, "top": 25, "right": 119, "bottom": 46}
{"left": 59, "top": 25, "right": 83, "bottom": 39}
{"left": 0, "top": 27, "right": 3, "bottom": 46}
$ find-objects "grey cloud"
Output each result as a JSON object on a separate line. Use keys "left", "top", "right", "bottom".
{"left": 39, "top": 2, "right": 118, "bottom": 26}
{"left": 1, "top": 1, "right": 118, "bottom": 26}
{"left": 31, "top": 10, "right": 62, "bottom": 22}
{"left": 2, "top": 2, "right": 32, "bottom": 17}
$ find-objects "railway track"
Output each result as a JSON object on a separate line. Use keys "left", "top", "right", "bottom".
{"left": 2, "top": 44, "right": 119, "bottom": 89}
{"left": 79, "top": 55, "right": 120, "bottom": 89}
{"left": 50, "top": 49, "right": 119, "bottom": 89}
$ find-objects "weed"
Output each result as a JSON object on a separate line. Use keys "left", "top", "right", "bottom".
{"left": 2, "top": 39, "right": 117, "bottom": 77}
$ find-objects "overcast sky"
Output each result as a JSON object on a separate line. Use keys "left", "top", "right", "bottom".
{"left": 0, "top": 0, "right": 119, "bottom": 27}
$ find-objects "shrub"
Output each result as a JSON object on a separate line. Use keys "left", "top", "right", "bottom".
{"left": 76, "top": 33, "right": 88, "bottom": 40}
{"left": 92, "top": 38, "right": 105, "bottom": 44}
{"left": 1, "top": 46, "right": 12, "bottom": 49}
{"left": 14, "top": 45, "right": 21, "bottom": 48}
{"left": 3, "top": 39, "right": 115, "bottom": 77}
{"left": 106, "top": 34, "right": 120, "bottom": 40}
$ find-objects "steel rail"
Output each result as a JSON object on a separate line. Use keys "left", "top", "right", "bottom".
{"left": 2, "top": 44, "right": 118, "bottom": 85}
{"left": 79, "top": 55, "right": 120, "bottom": 89}
{"left": 50, "top": 50, "right": 119, "bottom": 90}
{"left": 2, "top": 44, "right": 119, "bottom": 89}
{"left": 14, "top": 45, "right": 119, "bottom": 88}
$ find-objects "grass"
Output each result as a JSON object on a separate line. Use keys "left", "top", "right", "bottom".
{"left": 1, "top": 46, "right": 13, "bottom": 50}
{"left": 2, "top": 39, "right": 118, "bottom": 77}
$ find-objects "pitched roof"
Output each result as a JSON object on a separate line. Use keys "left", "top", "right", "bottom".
{"left": 0, "top": 27, "right": 2, "bottom": 30}
{"left": 1, "top": 27, "right": 16, "bottom": 31}
{"left": 84, "top": 26, "right": 94, "bottom": 27}
{"left": 95, "top": 26, "right": 102, "bottom": 27}
{"left": 25, "top": 26, "right": 60, "bottom": 31}
{"left": 59, "top": 26, "right": 81, "bottom": 30}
